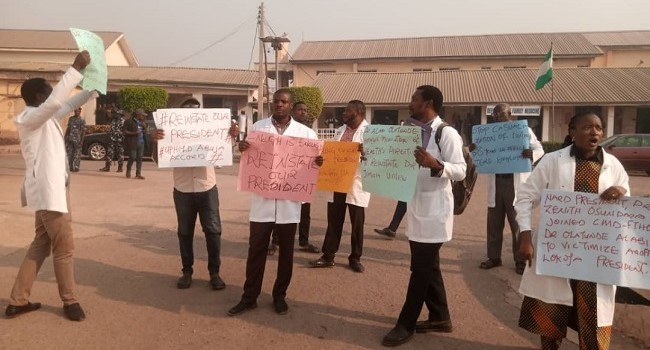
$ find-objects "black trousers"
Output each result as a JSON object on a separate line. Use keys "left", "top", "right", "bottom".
{"left": 271, "top": 203, "right": 311, "bottom": 246}
{"left": 388, "top": 201, "right": 407, "bottom": 232}
{"left": 487, "top": 175, "right": 522, "bottom": 263}
{"left": 321, "top": 192, "right": 365, "bottom": 263}
{"left": 397, "top": 241, "right": 450, "bottom": 331}
{"left": 242, "top": 222, "right": 297, "bottom": 303}
{"left": 173, "top": 186, "right": 221, "bottom": 276}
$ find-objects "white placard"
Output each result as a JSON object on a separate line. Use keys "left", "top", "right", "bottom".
{"left": 153, "top": 108, "right": 233, "bottom": 168}
{"left": 536, "top": 190, "right": 650, "bottom": 289}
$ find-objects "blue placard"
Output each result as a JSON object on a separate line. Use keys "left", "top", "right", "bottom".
{"left": 471, "top": 120, "right": 532, "bottom": 174}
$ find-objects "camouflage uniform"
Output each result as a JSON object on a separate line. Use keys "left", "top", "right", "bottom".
{"left": 105, "top": 114, "right": 125, "bottom": 169}
{"left": 65, "top": 115, "right": 86, "bottom": 172}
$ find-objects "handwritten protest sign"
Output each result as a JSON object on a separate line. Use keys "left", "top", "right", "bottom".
{"left": 153, "top": 108, "right": 233, "bottom": 168}
{"left": 536, "top": 190, "right": 650, "bottom": 289}
{"left": 471, "top": 120, "right": 531, "bottom": 174}
{"left": 316, "top": 141, "right": 360, "bottom": 193}
{"left": 362, "top": 125, "right": 420, "bottom": 202}
{"left": 70, "top": 28, "right": 107, "bottom": 94}
{"left": 238, "top": 131, "right": 324, "bottom": 202}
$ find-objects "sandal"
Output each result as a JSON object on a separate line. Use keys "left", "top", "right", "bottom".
{"left": 479, "top": 258, "right": 502, "bottom": 269}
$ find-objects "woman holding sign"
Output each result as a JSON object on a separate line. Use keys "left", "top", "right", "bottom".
{"left": 515, "top": 112, "right": 629, "bottom": 350}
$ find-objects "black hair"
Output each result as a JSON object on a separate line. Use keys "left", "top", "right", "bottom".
{"left": 274, "top": 88, "right": 293, "bottom": 102}
{"left": 563, "top": 111, "right": 602, "bottom": 146}
{"left": 20, "top": 78, "right": 49, "bottom": 106}
{"left": 348, "top": 100, "right": 366, "bottom": 116}
{"left": 180, "top": 98, "right": 201, "bottom": 108}
{"left": 292, "top": 101, "right": 306, "bottom": 109}
{"left": 416, "top": 85, "right": 443, "bottom": 113}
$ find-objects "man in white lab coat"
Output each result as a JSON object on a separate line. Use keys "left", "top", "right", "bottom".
{"left": 6, "top": 51, "right": 94, "bottom": 321}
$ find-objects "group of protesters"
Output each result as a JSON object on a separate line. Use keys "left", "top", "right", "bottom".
{"left": 5, "top": 50, "right": 632, "bottom": 350}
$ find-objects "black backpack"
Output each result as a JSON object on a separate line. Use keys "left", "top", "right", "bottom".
{"left": 434, "top": 123, "right": 478, "bottom": 215}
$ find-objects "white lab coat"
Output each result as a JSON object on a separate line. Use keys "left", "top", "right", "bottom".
{"left": 247, "top": 116, "right": 319, "bottom": 224}
{"left": 406, "top": 117, "right": 467, "bottom": 243}
{"left": 515, "top": 146, "right": 630, "bottom": 327}
{"left": 325, "top": 120, "right": 371, "bottom": 208}
{"left": 486, "top": 127, "right": 544, "bottom": 207}
{"left": 15, "top": 67, "right": 94, "bottom": 213}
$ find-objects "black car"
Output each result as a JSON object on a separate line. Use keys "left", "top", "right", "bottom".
{"left": 81, "top": 120, "right": 155, "bottom": 160}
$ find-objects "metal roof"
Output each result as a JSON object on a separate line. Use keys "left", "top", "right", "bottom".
{"left": 292, "top": 32, "right": 603, "bottom": 62}
{"left": 108, "top": 66, "right": 258, "bottom": 87}
{"left": 582, "top": 30, "right": 650, "bottom": 46}
{"left": 0, "top": 29, "right": 123, "bottom": 51}
{"left": 312, "top": 68, "right": 650, "bottom": 105}
{"left": 0, "top": 63, "right": 259, "bottom": 88}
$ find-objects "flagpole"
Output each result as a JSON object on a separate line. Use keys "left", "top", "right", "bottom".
{"left": 550, "top": 42, "right": 555, "bottom": 141}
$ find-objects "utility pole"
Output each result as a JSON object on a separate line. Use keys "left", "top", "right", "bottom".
{"left": 257, "top": 2, "right": 265, "bottom": 121}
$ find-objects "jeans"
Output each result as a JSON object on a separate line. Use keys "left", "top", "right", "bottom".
{"left": 173, "top": 186, "right": 222, "bottom": 276}
{"left": 126, "top": 142, "right": 144, "bottom": 176}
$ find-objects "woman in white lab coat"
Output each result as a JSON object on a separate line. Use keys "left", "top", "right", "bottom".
{"left": 515, "top": 112, "right": 630, "bottom": 350}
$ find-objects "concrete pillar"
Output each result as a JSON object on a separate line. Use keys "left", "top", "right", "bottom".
{"left": 365, "top": 107, "right": 372, "bottom": 123}
{"left": 606, "top": 106, "right": 615, "bottom": 138}
{"left": 481, "top": 105, "right": 488, "bottom": 125}
{"left": 542, "top": 106, "right": 551, "bottom": 142}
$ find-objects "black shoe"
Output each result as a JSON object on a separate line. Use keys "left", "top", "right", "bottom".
{"left": 515, "top": 263, "right": 526, "bottom": 275}
{"left": 310, "top": 258, "right": 335, "bottom": 268}
{"left": 349, "top": 260, "right": 365, "bottom": 273}
{"left": 63, "top": 303, "right": 86, "bottom": 321}
{"left": 126, "top": 172, "right": 131, "bottom": 178}
{"left": 479, "top": 258, "right": 502, "bottom": 269}
{"left": 267, "top": 243, "right": 278, "bottom": 256}
{"left": 99, "top": 166, "right": 110, "bottom": 172}
{"left": 374, "top": 227, "right": 396, "bottom": 239}
{"left": 5, "top": 302, "right": 41, "bottom": 319}
{"left": 299, "top": 243, "right": 320, "bottom": 253}
{"left": 177, "top": 273, "right": 192, "bottom": 289}
{"left": 116, "top": 166, "right": 123, "bottom": 173}
{"left": 210, "top": 274, "right": 226, "bottom": 290}
{"left": 134, "top": 175, "right": 145, "bottom": 180}
{"left": 415, "top": 319, "right": 453, "bottom": 333}
{"left": 273, "top": 299, "right": 289, "bottom": 315}
{"left": 227, "top": 301, "right": 257, "bottom": 316}
{"left": 382, "top": 324, "right": 414, "bottom": 347}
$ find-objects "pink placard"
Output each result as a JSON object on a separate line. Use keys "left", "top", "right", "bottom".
{"left": 238, "top": 131, "right": 324, "bottom": 202}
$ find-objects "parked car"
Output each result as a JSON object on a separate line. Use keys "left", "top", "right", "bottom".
{"left": 600, "top": 134, "right": 650, "bottom": 175}
{"left": 81, "top": 119, "right": 155, "bottom": 161}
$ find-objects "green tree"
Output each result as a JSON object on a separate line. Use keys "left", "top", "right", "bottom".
{"left": 288, "top": 87, "right": 323, "bottom": 126}
{"left": 117, "top": 87, "right": 168, "bottom": 113}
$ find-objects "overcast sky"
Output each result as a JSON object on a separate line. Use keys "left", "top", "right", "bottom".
{"left": 2, "top": 0, "right": 648, "bottom": 70}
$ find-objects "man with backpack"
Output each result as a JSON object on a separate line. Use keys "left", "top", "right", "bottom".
{"left": 382, "top": 85, "right": 466, "bottom": 347}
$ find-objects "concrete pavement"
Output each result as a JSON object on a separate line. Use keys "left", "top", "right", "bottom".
{"left": 0, "top": 152, "right": 648, "bottom": 349}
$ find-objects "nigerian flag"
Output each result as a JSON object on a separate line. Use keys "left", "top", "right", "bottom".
{"left": 535, "top": 48, "right": 553, "bottom": 90}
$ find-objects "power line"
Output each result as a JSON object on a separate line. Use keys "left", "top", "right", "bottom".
{"left": 248, "top": 22, "right": 259, "bottom": 70}
{"left": 168, "top": 15, "right": 255, "bottom": 67}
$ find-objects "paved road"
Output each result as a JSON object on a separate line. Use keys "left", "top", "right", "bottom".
{"left": 0, "top": 154, "right": 648, "bottom": 349}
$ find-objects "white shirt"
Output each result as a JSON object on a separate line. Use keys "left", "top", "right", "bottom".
{"left": 406, "top": 116, "right": 467, "bottom": 243}
{"left": 325, "top": 120, "right": 371, "bottom": 207}
{"left": 247, "top": 116, "right": 318, "bottom": 223}
{"left": 173, "top": 167, "right": 217, "bottom": 193}
{"left": 16, "top": 67, "right": 94, "bottom": 213}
